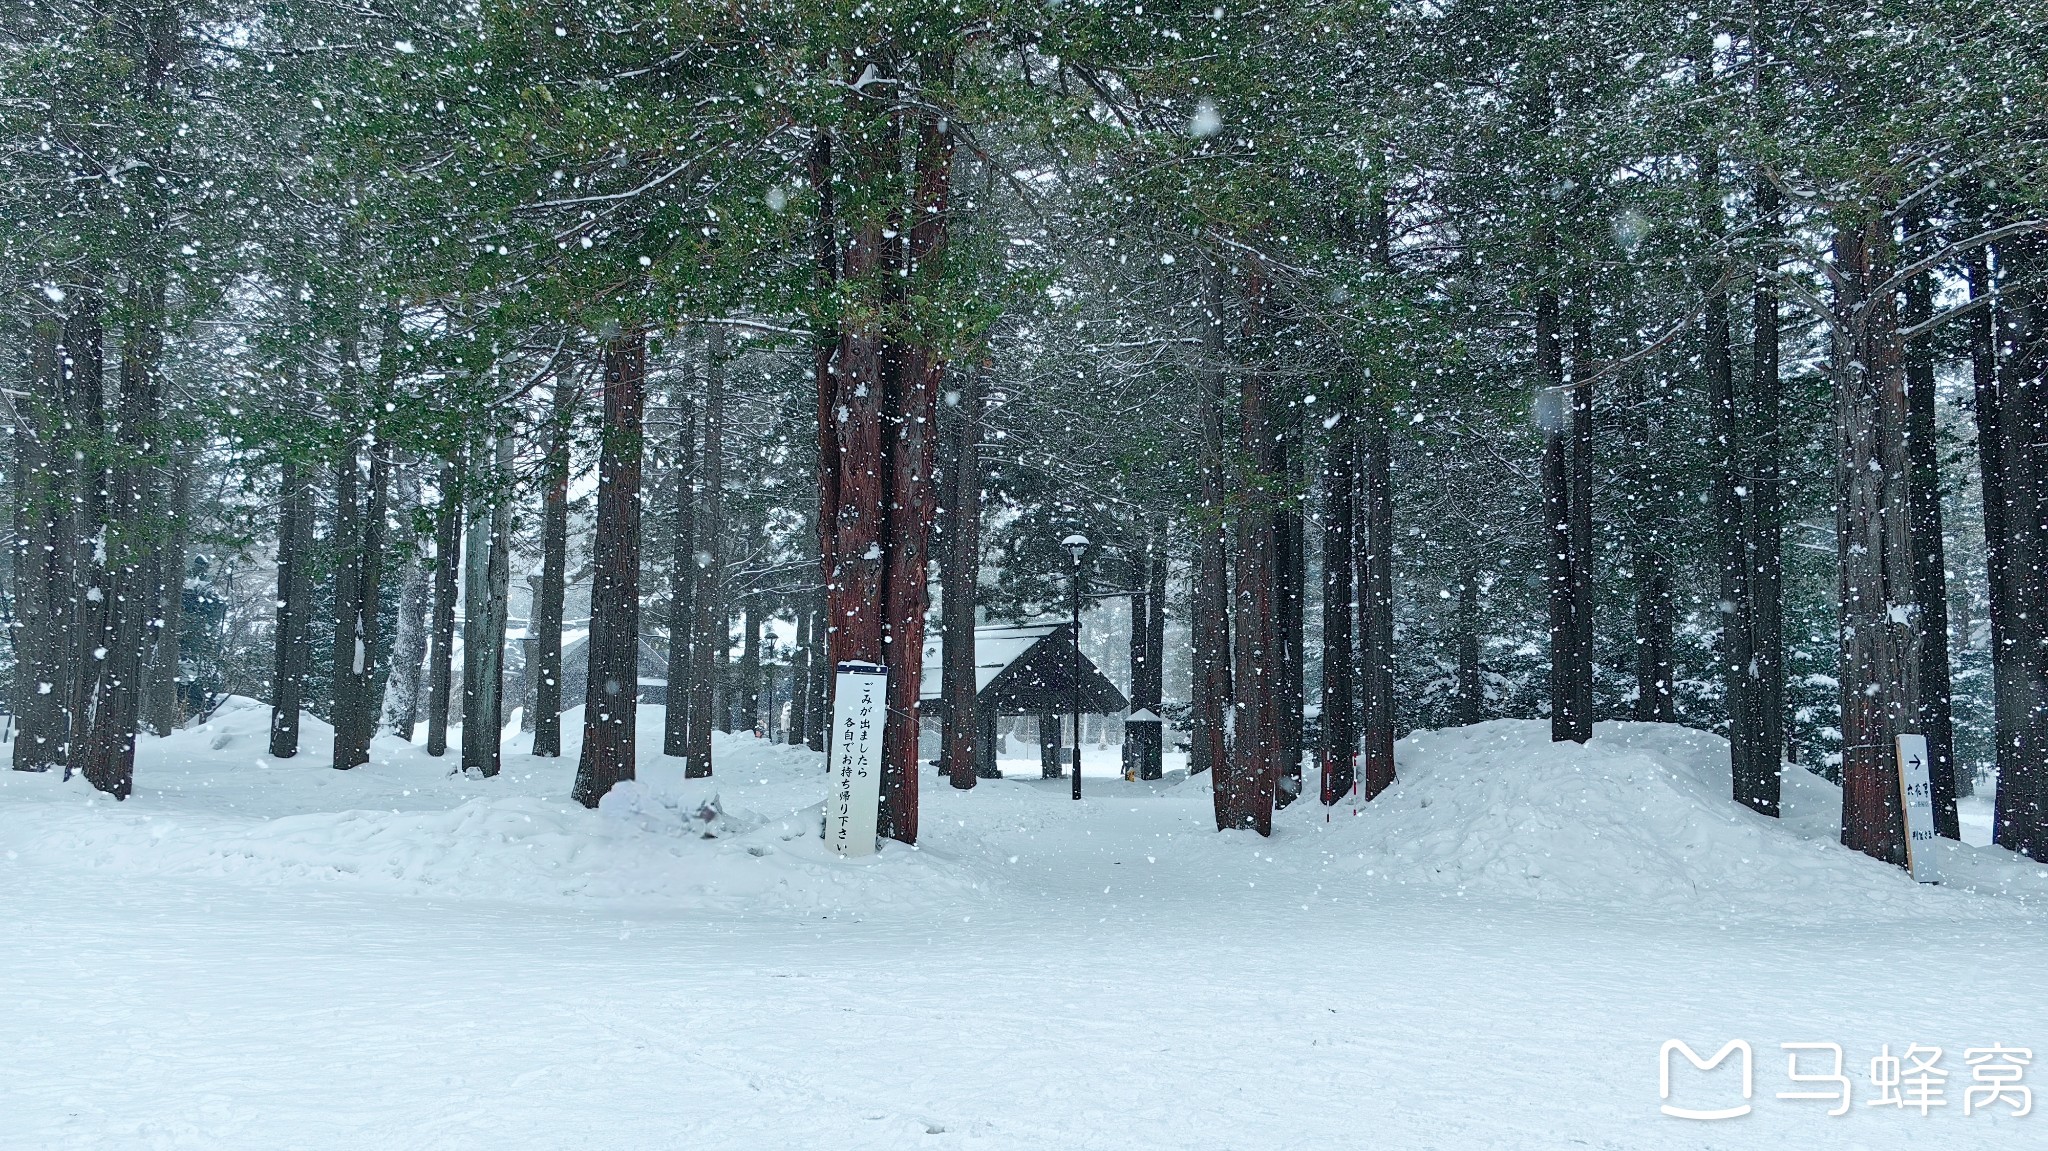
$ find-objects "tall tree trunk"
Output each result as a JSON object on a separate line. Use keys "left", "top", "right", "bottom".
{"left": 60, "top": 294, "right": 108, "bottom": 782}
{"left": 874, "top": 108, "right": 952, "bottom": 844}
{"left": 1122, "top": 521, "right": 1166, "bottom": 784}
{"left": 332, "top": 429, "right": 388, "bottom": 771}
{"left": 1901, "top": 212, "right": 1961, "bottom": 839}
{"left": 663, "top": 397, "right": 696, "bottom": 757}
{"left": 534, "top": 383, "right": 574, "bottom": 757}
{"left": 1567, "top": 313, "right": 1596, "bottom": 739}
{"left": 385, "top": 537, "right": 430, "bottom": 741}
{"left": 1749, "top": 173, "right": 1788, "bottom": 782}
{"left": 1704, "top": 151, "right": 1769, "bottom": 811}
{"left": 330, "top": 431, "right": 365, "bottom": 760}
{"left": 573, "top": 332, "right": 647, "bottom": 807}
{"left": 1538, "top": 289, "right": 1580, "bottom": 744}
{"left": 687, "top": 326, "right": 727, "bottom": 778}
{"left": 806, "top": 128, "right": 840, "bottom": 740}
{"left": 1624, "top": 367, "right": 1675, "bottom": 723}
{"left": 941, "top": 367, "right": 983, "bottom": 789}
{"left": 1141, "top": 516, "right": 1166, "bottom": 780}
{"left": 481, "top": 435, "right": 514, "bottom": 771}
{"left": 1037, "top": 713, "right": 1062, "bottom": 778}
{"left": 1455, "top": 565, "right": 1483, "bottom": 725}
{"left": 1360, "top": 417, "right": 1397, "bottom": 798}
{"left": 1968, "top": 247, "right": 2005, "bottom": 800}
{"left": 1319, "top": 419, "right": 1357, "bottom": 804}
{"left": 379, "top": 457, "right": 428, "bottom": 741}
{"left": 1226, "top": 265, "right": 1280, "bottom": 835}
{"left": 1274, "top": 401, "right": 1306, "bottom": 808}
{"left": 740, "top": 597, "right": 762, "bottom": 733}
{"left": 1834, "top": 216, "right": 1919, "bottom": 867}
{"left": 790, "top": 598, "right": 814, "bottom": 748}
{"left": 460, "top": 458, "right": 489, "bottom": 765}
{"left": 1989, "top": 233, "right": 2048, "bottom": 860}
{"left": 144, "top": 450, "right": 189, "bottom": 736}
{"left": 805, "top": 597, "right": 828, "bottom": 753}
{"left": 462, "top": 432, "right": 512, "bottom": 777}
{"left": 425, "top": 457, "right": 462, "bottom": 757}
{"left": 714, "top": 604, "right": 733, "bottom": 732}
{"left": 270, "top": 455, "right": 312, "bottom": 757}
{"left": 11, "top": 318, "right": 69, "bottom": 773}
{"left": 811, "top": 59, "right": 953, "bottom": 846}
{"left": 1191, "top": 262, "right": 1233, "bottom": 791}
{"left": 77, "top": 278, "right": 166, "bottom": 799}
{"left": 1633, "top": 551, "right": 1677, "bottom": 724}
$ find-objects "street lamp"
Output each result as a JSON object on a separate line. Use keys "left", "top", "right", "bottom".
{"left": 1062, "top": 533, "right": 1089, "bottom": 800}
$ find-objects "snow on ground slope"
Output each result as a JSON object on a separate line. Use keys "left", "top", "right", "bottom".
{"left": 0, "top": 697, "right": 979, "bottom": 915}
{"left": 1288, "top": 720, "right": 2048, "bottom": 919}
{"left": 3, "top": 709, "right": 2045, "bottom": 1150}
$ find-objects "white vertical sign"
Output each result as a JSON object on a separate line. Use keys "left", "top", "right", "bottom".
{"left": 826, "top": 661, "right": 888, "bottom": 857}
{"left": 1894, "top": 734, "right": 1941, "bottom": 884}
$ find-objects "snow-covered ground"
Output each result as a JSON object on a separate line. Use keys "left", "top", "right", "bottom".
{"left": 4, "top": 702, "right": 2044, "bottom": 1149}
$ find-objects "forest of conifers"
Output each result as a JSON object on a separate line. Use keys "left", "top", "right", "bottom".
{"left": 4, "top": 0, "right": 2046, "bottom": 864}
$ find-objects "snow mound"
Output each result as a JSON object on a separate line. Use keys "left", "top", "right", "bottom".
{"left": 0, "top": 721, "right": 980, "bottom": 917}
{"left": 189, "top": 693, "right": 336, "bottom": 752}
{"left": 1305, "top": 720, "right": 2048, "bottom": 918}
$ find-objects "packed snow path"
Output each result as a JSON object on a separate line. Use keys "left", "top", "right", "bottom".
{"left": 4, "top": 703, "right": 2043, "bottom": 1149}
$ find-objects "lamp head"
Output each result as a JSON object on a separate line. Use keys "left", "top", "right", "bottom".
{"left": 1061, "top": 533, "right": 1090, "bottom": 566}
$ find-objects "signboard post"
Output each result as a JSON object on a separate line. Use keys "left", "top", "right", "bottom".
{"left": 826, "top": 661, "right": 888, "bottom": 858}
{"left": 1894, "top": 734, "right": 1941, "bottom": 884}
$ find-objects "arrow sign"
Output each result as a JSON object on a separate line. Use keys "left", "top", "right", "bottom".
{"left": 1894, "top": 734, "right": 1941, "bottom": 884}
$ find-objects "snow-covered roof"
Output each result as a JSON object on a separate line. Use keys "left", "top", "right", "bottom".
{"left": 918, "top": 622, "right": 1064, "bottom": 700}
{"left": 917, "top": 622, "right": 1125, "bottom": 714}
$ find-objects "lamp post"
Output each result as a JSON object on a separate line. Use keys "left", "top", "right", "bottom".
{"left": 1062, "top": 533, "right": 1089, "bottom": 800}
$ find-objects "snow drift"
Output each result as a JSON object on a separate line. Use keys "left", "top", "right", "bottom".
{"left": 1281, "top": 719, "right": 2048, "bottom": 919}
{"left": 4, "top": 704, "right": 2043, "bottom": 923}
{"left": 0, "top": 697, "right": 981, "bottom": 915}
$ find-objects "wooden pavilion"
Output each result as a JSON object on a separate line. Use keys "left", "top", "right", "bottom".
{"left": 919, "top": 622, "right": 1128, "bottom": 778}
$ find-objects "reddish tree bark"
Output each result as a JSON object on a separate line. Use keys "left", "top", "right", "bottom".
{"left": 812, "top": 59, "right": 955, "bottom": 845}
{"left": 1833, "top": 218, "right": 1918, "bottom": 867}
